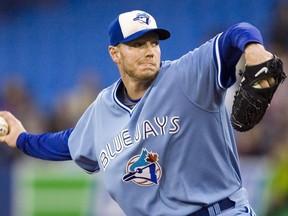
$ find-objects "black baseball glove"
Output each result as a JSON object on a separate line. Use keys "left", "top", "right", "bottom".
{"left": 231, "top": 55, "right": 286, "bottom": 132}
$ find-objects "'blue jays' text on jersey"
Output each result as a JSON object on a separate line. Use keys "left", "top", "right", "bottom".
{"left": 68, "top": 34, "right": 242, "bottom": 215}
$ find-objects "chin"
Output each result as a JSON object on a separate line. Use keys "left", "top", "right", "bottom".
{"left": 138, "top": 71, "right": 158, "bottom": 81}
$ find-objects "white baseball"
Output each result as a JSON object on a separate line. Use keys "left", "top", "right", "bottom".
{"left": 0, "top": 116, "right": 9, "bottom": 136}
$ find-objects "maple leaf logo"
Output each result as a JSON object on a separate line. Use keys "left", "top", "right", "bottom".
{"left": 146, "top": 152, "right": 158, "bottom": 163}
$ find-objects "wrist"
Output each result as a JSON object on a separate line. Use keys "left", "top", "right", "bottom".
{"left": 244, "top": 43, "right": 273, "bottom": 66}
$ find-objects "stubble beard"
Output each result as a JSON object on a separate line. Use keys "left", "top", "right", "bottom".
{"left": 124, "top": 63, "right": 160, "bottom": 82}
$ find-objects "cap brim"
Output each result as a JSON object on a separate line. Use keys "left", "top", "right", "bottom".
{"left": 119, "top": 28, "right": 170, "bottom": 44}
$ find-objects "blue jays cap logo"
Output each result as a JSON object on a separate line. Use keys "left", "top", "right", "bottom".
{"left": 122, "top": 148, "right": 162, "bottom": 186}
{"left": 133, "top": 12, "right": 151, "bottom": 25}
{"left": 109, "top": 10, "right": 170, "bottom": 46}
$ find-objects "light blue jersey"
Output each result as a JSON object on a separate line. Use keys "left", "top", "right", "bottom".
{"left": 68, "top": 34, "right": 243, "bottom": 215}
{"left": 14, "top": 21, "right": 263, "bottom": 216}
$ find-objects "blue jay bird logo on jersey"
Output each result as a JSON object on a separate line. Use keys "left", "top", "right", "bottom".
{"left": 133, "top": 12, "right": 151, "bottom": 25}
{"left": 122, "top": 148, "right": 162, "bottom": 186}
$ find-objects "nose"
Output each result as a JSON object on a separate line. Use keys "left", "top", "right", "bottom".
{"left": 145, "top": 43, "right": 155, "bottom": 57}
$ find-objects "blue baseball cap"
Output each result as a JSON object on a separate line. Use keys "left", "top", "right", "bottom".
{"left": 108, "top": 10, "right": 170, "bottom": 46}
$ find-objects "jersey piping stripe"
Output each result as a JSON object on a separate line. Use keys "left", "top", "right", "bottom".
{"left": 214, "top": 32, "right": 225, "bottom": 89}
{"left": 113, "top": 79, "right": 136, "bottom": 115}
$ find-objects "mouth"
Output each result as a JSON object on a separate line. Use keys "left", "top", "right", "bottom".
{"left": 139, "top": 62, "right": 158, "bottom": 69}
{"left": 141, "top": 62, "right": 156, "bottom": 66}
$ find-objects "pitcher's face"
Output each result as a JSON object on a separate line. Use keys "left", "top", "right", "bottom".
{"left": 115, "top": 32, "right": 161, "bottom": 82}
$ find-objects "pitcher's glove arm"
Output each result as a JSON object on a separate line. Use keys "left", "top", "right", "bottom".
{"left": 231, "top": 55, "right": 286, "bottom": 132}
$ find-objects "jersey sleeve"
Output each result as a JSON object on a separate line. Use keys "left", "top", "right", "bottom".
{"left": 173, "top": 22, "right": 264, "bottom": 111}
{"left": 68, "top": 100, "right": 100, "bottom": 174}
{"left": 172, "top": 37, "right": 224, "bottom": 111}
{"left": 16, "top": 129, "right": 73, "bottom": 160}
{"left": 215, "top": 22, "right": 264, "bottom": 88}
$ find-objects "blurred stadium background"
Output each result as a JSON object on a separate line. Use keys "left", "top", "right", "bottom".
{"left": 0, "top": 0, "right": 287, "bottom": 215}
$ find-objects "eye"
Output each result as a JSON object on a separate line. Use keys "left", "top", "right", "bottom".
{"left": 132, "top": 42, "right": 144, "bottom": 48}
{"left": 151, "top": 40, "right": 159, "bottom": 46}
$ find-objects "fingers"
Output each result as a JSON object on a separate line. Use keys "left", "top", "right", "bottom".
{"left": 0, "top": 111, "right": 20, "bottom": 128}
{"left": 0, "top": 111, "right": 14, "bottom": 122}
{"left": 259, "top": 80, "right": 270, "bottom": 88}
{"left": 253, "top": 77, "right": 276, "bottom": 89}
{"left": 0, "top": 135, "right": 6, "bottom": 143}
{"left": 0, "top": 111, "right": 26, "bottom": 148}
{"left": 267, "top": 77, "right": 276, "bottom": 86}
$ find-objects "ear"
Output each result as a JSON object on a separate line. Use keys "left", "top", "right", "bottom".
{"left": 108, "top": 45, "right": 121, "bottom": 64}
